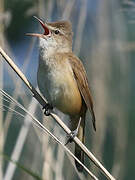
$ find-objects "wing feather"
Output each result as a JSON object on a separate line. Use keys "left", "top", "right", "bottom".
{"left": 69, "top": 55, "right": 96, "bottom": 131}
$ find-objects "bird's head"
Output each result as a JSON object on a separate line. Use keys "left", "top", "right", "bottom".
{"left": 27, "top": 16, "right": 73, "bottom": 55}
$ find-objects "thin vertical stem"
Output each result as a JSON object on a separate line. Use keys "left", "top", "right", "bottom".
{"left": 0, "top": 0, "right": 4, "bottom": 178}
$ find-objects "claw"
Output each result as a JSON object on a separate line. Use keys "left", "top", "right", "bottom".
{"left": 65, "top": 118, "right": 81, "bottom": 145}
{"left": 42, "top": 103, "right": 53, "bottom": 116}
{"left": 65, "top": 130, "right": 77, "bottom": 145}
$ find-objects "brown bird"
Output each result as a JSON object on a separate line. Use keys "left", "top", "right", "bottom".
{"left": 27, "top": 16, "right": 96, "bottom": 172}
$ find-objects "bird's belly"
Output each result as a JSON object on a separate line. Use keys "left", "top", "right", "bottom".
{"left": 37, "top": 68, "right": 82, "bottom": 115}
{"left": 52, "top": 84, "right": 82, "bottom": 115}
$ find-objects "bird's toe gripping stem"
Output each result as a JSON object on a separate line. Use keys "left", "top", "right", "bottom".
{"left": 42, "top": 103, "right": 53, "bottom": 116}
{"left": 65, "top": 118, "right": 81, "bottom": 145}
{"left": 65, "top": 129, "right": 78, "bottom": 145}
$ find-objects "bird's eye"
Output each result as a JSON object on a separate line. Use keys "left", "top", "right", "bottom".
{"left": 54, "top": 30, "right": 60, "bottom": 34}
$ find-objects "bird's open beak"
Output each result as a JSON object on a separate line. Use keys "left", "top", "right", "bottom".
{"left": 26, "top": 16, "right": 50, "bottom": 38}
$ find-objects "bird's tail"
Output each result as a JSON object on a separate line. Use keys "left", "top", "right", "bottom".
{"left": 75, "top": 112, "right": 86, "bottom": 172}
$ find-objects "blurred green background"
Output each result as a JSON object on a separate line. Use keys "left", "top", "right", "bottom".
{"left": 0, "top": 0, "right": 135, "bottom": 179}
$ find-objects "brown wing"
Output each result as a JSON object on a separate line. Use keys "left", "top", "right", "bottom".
{"left": 69, "top": 55, "right": 96, "bottom": 131}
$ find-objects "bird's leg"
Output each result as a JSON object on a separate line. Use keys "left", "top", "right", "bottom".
{"left": 42, "top": 103, "right": 53, "bottom": 116}
{"left": 65, "top": 118, "right": 81, "bottom": 145}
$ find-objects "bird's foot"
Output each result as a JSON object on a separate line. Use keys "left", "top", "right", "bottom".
{"left": 65, "top": 129, "right": 78, "bottom": 145}
{"left": 42, "top": 103, "right": 53, "bottom": 116}
{"left": 65, "top": 118, "right": 81, "bottom": 145}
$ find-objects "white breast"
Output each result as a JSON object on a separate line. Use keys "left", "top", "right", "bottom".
{"left": 37, "top": 57, "right": 82, "bottom": 115}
